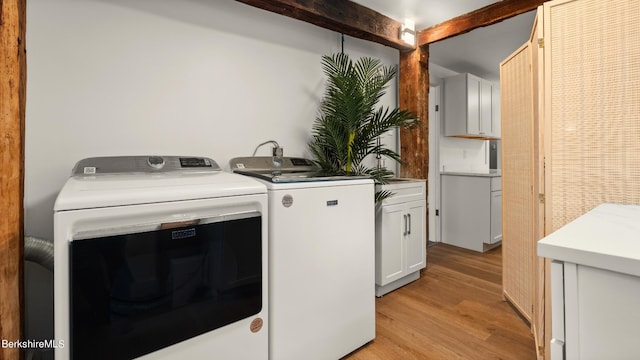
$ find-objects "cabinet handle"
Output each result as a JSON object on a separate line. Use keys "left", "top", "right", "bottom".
{"left": 407, "top": 214, "right": 412, "bottom": 235}
{"left": 403, "top": 214, "right": 408, "bottom": 236}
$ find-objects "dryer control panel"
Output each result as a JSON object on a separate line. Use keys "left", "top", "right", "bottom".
{"left": 72, "top": 156, "right": 220, "bottom": 176}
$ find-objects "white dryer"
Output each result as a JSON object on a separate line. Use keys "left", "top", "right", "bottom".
{"left": 53, "top": 156, "right": 268, "bottom": 360}
{"left": 230, "top": 156, "right": 376, "bottom": 360}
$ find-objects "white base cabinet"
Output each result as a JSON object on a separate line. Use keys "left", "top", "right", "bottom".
{"left": 375, "top": 179, "right": 426, "bottom": 297}
{"left": 549, "top": 261, "right": 640, "bottom": 360}
{"left": 441, "top": 174, "right": 502, "bottom": 252}
{"left": 538, "top": 204, "right": 640, "bottom": 360}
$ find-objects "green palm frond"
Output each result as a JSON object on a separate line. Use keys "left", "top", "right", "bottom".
{"left": 375, "top": 190, "right": 394, "bottom": 203}
{"left": 309, "top": 52, "right": 419, "bottom": 201}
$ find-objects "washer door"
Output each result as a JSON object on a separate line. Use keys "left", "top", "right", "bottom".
{"left": 70, "top": 213, "right": 262, "bottom": 360}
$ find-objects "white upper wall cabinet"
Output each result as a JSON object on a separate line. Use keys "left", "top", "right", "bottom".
{"left": 444, "top": 73, "right": 499, "bottom": 139}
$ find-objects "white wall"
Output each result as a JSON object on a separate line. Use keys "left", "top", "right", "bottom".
{"left": 439, "top": 137, "right": 489, "bottom": 172}
{"left": 25, "top": 0, "right": 399, "bottom": 241}
{"left": 24, "top": 0, "right": 398, "bottom": 353}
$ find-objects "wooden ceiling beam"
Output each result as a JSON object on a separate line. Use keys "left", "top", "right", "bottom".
{"left": 418, "top": 0, "right": 546, "bottom": 45}
{"left": 235, "top": 0, "right": 415, "bottom": 51}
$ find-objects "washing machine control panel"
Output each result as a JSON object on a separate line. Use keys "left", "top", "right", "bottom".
{"left": 179, "top": 157, "right": 214, "bottom": 168}
{"left": 72, "top": 156, "right": 220, "bottom": 176}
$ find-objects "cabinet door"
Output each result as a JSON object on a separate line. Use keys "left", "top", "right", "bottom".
{"left": 480, "top": 80, "right": 493, "bottom": 136}
{"left": 489, "top": 190, "right": 502, "bottom": 244}
{"left": 466, "top": 74, "right": 481, "bottom": 135}
{"left": 405, "top": 201, "right": 427, "bottom": 272}
{"left": 376, "top": 203, "right": 405, "bottom": 285}
{"left": 444, "top": 73, "right": 469, "bottom": 137}
{"left": 549, "top": 261, "right": 566, "bottom": 360}
{"left": 441, "top": 175, "right": 490, "bottom": 252}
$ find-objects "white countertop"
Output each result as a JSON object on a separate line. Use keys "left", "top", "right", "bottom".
{"left": 537, "top": 203, "right": 640, "bottom": 277}
{"left": 441, "top": 170, "right": 501, "bottom": 177}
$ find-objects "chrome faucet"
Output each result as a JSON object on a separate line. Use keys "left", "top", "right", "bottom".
{"left": 252, "top": 140, "right": 283, "bottom": 173}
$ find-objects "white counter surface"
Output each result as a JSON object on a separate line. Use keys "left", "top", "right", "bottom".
{"left": 537, "top": 203, "right": 640, "bottom": 277}
{"left": 441, "top": 170, "right": 501, "bottom": 177}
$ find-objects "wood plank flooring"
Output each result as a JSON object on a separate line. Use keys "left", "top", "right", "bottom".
{"left": 345, "top": 243, "right": 536, "bottom": 360}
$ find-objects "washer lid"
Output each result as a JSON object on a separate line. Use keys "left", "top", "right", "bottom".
{"left": 229, "top": 156, "right": 368, "bottom": 183}
{"left": 55, "top": 156, "right": 266, "bottom": 211}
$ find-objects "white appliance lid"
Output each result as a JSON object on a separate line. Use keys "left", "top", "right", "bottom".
{"left": 54, "top": 156, "right": 267, "bottom": 211}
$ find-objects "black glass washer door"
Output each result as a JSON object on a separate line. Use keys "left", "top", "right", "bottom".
{"left": 70, "top": 214, "right": 262, "bottom": 360}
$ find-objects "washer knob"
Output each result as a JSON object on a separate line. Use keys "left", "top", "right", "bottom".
{"left": 147, "top": 156, "right": 165, "bottom": 170}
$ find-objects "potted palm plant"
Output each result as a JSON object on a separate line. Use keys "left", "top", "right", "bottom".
{"left": 308, "top": 52, "right": 418, "bottom": 201}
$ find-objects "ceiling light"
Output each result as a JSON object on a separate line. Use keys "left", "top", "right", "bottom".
{"left": 400, "top": 18, "right": 415, "bottom": 46}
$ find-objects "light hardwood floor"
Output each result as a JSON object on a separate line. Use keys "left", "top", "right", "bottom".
{"left": 346, "top": 243, "right": 536, "bottom": 360}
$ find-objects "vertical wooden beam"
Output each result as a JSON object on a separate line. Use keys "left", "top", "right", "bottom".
{"left": 0, "top": 0, "right": 26, "bottom": 359}
{"left": 399, "top": 46, "right": 429, "bottom": 179}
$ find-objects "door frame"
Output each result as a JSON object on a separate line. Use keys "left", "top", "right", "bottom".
{"left": 428, "top": 84, "right": 441, "bottom": 243}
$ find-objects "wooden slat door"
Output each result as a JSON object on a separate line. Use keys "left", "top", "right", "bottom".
{"left": 500, "top": 41, "right": 535, "bottom": 322}
{"left": 530, "top": 9, "right": 547, "bottom": 358}
{"left": 543, "top": 0, "right": 640, "bottom": 233}
{"left": 540, "top": 0, "right": 640, "bottom": 358}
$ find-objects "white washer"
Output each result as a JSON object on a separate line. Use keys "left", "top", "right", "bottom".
{"left": 54, "top": 156, "right": 268, "bottom": 360}
{"left": 230, "top": 157, "right": 376, "bottom": 360}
